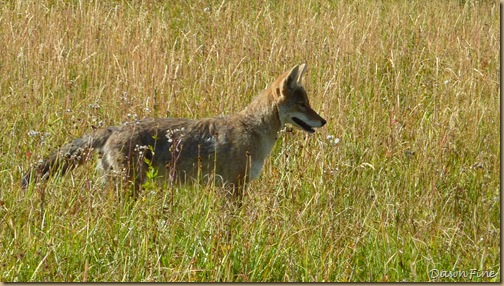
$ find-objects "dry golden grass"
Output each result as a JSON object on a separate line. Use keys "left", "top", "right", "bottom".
{"left": 0, "top": 0, "right": 499, "bottom": 282}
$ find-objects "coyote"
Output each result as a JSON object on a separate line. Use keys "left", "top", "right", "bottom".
{"left": 22, "top": 63, "right": 326, "bottom": 197}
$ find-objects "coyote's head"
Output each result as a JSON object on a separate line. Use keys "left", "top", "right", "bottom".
{"left": 275, "top": 64, "right": 326, "bottom": 133}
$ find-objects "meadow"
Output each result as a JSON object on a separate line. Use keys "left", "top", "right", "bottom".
{"left": 0, "top": 0, "right": 500, "bottom": 282}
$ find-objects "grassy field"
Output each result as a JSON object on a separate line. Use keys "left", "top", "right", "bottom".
{"left": 0, "top": 0, "right": 500, "bottom": 282}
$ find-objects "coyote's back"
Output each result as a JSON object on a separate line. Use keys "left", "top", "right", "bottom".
{"left": 23, "top": 63, "right": 326, "bottom": 197}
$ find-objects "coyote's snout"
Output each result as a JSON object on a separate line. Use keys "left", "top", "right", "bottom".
{"left": 22, "top": 63, "right": 326, "bottom": 197}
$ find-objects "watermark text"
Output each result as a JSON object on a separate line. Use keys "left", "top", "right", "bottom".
{"left": 430, "top": 269, "right": 498, "bottom": 280}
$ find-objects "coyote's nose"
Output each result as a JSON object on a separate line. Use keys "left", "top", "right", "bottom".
{"left": 320, "top": 118, "right": 327, "bottom": 127}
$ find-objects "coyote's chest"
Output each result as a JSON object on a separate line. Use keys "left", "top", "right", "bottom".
{"left": 248, "top": 135, "right": 277, "bottom": 180}
{"left": 249, "top": 160, "right": 264, "bottom": 180}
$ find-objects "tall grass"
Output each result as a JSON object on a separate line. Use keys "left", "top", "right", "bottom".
{"left": 0, "top": 0, "right": 499, "bottom": 282}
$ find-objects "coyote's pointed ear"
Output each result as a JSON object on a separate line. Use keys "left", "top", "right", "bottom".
{"left": 285, "top": 63, "right": 307, "bottom": 90}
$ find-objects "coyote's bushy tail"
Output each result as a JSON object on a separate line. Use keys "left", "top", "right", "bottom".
{"left": 22, "top": 127, "right": 116, "bottom": 188}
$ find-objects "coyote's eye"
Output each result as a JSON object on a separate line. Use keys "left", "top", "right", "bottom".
{"left": 298, "top": 102, "right": 307, "bottom": 107}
